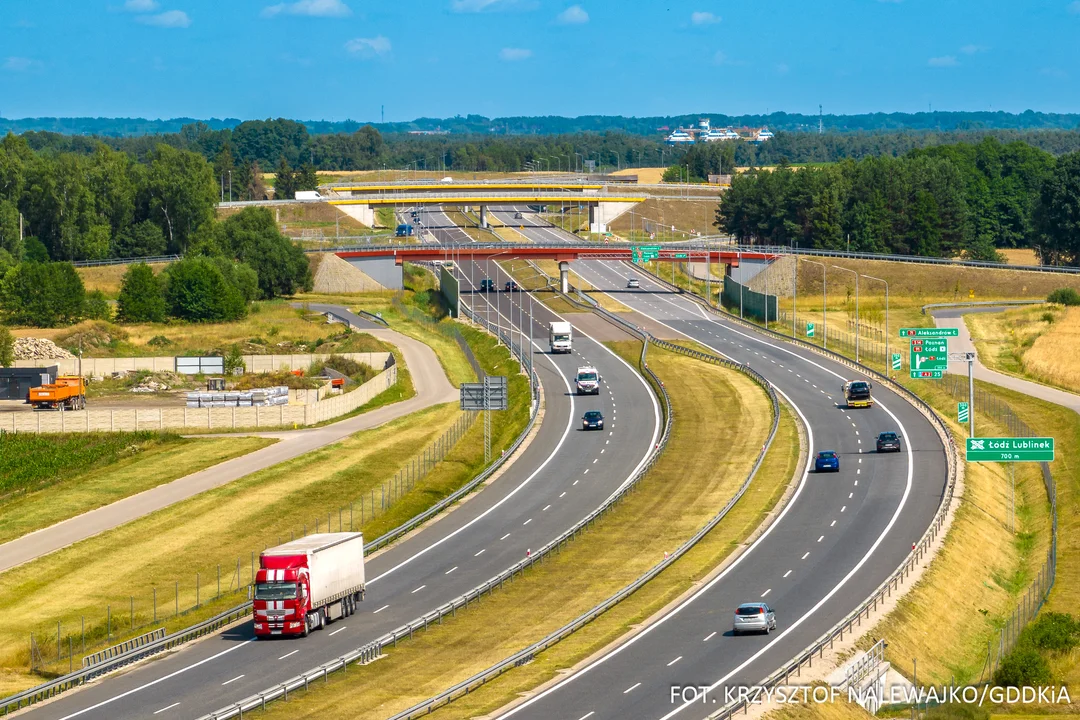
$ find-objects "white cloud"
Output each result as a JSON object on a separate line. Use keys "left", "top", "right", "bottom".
{"left": 927, "top": 55, "right": 958, "bottom": 67}
{"left": 1069, "top": 1, "right": 1080, "bottom": 13}
{"left": 3, "top": 56, "right": 34, "bottom": 71}
{"left": 959, "top": 44, "right": 987, "bottom": 54}
{"left": 691, "top": 11, "right": 720, "bottom": 25}
{"left": 451, "top": 0, "right": 535, "bottom": 12}
{"left": 124, "top": 0, "right": 160, "bottom": 11}
{"left": 136, "top": 10, "right": 191, "bottom": 27}
{"left": 345, "top": 35, "right": 392, "bottom": 57}
{"left": 556, "top": 5, "right": 588, "bottom": 24}
{"left": 499, "top": 47, "right": 532, "bottom": 61}
{"left": 262, "top": 0, "right": 351, "bottom": 18}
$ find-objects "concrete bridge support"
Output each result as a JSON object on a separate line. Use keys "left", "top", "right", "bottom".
{"left": 559, "top": 261, "right": 570, "bottom": 294}
{"left": 479, "top": 205, "right": 489, "bottom": 229}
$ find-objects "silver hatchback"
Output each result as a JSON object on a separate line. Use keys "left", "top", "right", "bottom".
{"left": 733, "top": 603, "right": 776, "bottom": 635}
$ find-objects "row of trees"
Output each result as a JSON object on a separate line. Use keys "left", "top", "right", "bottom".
{"left": 715, "top": 138, "right": 1067, "bottom": 261}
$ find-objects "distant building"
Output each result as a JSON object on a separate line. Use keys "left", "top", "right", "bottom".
{"left": 665, "top": 119, "right": 772, "bottom": 144}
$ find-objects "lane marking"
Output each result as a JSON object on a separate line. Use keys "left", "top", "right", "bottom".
{"left": 704, "top": 631, "right": 717, "bottom": 641}
{"left": 543, "top": 504, "right": 551, "bottom": 511}
{"left": 817, "top": 535, "right": 824, "bottom": 542}
{"left": 841, "top": 506, "right": 847, "bottom": 512}
{"left": 278, "top": 649, "right": 299, "bottom": 660}
{"left": 523, "top": 518, "right": 533, "bottom": 526}
{"left": 222, "top": 674, "right": 245, "bottom": 686}
{"left": 830, "top": 520, "right": 837, "bottom": 527}
{"left": 153, "top": 703, "right": 180, "bottom": 715}
{"left": 624, "top": 683, "right": 641, "bottom": 694}
{"left": 783, "top": 570, "right": 792, "bottom": 578}
{"left": 475, "top": 549, "right": 486, "bottom": 557}
{"left": 761, "top": 589, "right": 771, "bottom": 597}
{"left": 411, "top": 585, "right": 426, "bottom": 594}
{"left": 560, "top": 491, "right": 566, "bottom": 498}
{"left": 445, "top": 566, "right": 458, "bottom": 575}
{"left": 667, "top": 656, "right": 683, "bottom": 667}
{"left": 373, "top": 605, "right": 389, "bottom": 614}
{"left": 329, "top": 626, "right": 347, "bottom": 636}
{"left": 500, "top": 533, "right": 511, "bottom": 540}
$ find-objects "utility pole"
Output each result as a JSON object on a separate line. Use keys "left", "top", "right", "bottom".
{"left": 967, "top": 352, "right": 976, "bottom": 438}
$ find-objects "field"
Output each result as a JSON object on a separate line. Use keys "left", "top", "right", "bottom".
{"left": 76, "top": 262, "right": 170, "bottom": 297}
{"left": 609, "top": 167, "right": 666, "bottom": 184}
{"left": 217, "top": 202, "right": 377, "bottom": 238}
{"left": 251, "top": 342, "right": 799, "bottom": 720}
{"left": 0, "top": 433, "right": 272, "bottom": 544}
{"left": 608, "top": 196, "right": 721, "bottom": 240}
{"left": 967, "top": 305, "right": 1080, "bottom": 394}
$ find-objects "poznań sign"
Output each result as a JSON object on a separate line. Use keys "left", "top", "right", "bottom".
{"left": 965, "top": 437, "right": 1055, "bottom": 462}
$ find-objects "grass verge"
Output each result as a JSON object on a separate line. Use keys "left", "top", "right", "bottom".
{"left": 0, "top": 434, "right": 273, "bottom": 545}
{"left": 966, "top": 305, "right": 1080, "bottom": 395}
{"left": 248, "top": 342, "right": 798, "bottom": 720}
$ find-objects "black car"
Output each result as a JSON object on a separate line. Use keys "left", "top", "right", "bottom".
{"left": 582, "top": 410, "right": 604, "bottom": 431}
{"left": 505, "top": 280, "right": 519, "bottom": 292}
{"left": 479, "top": 279, "right": 495, "bottom": 292}
{"left": 876, "top": 431, "right": 901, "bottom": 453}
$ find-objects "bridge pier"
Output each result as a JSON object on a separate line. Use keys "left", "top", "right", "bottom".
{"left": 559, "top": 261, "right": 570, "bottom": 294}
{"left": 479, "top": 205, "right": 488, "bottom": 229}
{"left": 588, "top": 204, "right": 598, "bottom": 233}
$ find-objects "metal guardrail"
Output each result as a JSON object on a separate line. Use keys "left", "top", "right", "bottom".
{"left": 81, "top": 627, "right": 166, "bottom": 668}
{"left": 921, "top": 300, "right": 1046, "bottom": 315}
{"left": 193, "top": 290, "right": 677, "bottom": 720}
{"left": 843, "top": 638, "right": 886, "bottom": 690}
{"left": 623, "top": 262, "right": 963, "bottom": 720}
{"left": 71, "top": 254, "right": 181, "bottom": 267}
{"left": 379, "top": 292, "right": 788, "bottom": 720}
{"left": 1, "top": 603, "right": 251, "bottom": 715}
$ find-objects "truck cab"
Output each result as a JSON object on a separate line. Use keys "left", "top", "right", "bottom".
{"left": 575, "top": 366, "right": 601, "bottom": 395}
{"left": 842, "top": 380, "right": 874, "bottom": 408}
{"left": 395, "top": 224, "right": 414, "bottom": 237}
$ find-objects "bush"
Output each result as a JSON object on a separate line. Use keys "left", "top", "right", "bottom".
{"left": 1047, "top": 287, "right": 1080, "bottom": 305}
{"left": 163, "top": 256, "right": 246, "bottom": 322}
{"left": 147, "top": 335, "right": 172, "bottom": 347}
{"left": 1041, "top": 311, "right": 1056, "bottom": 324}
{"left": 994, "top": 646, "right": 1052, "bottom": 688}
{"left": 0, "top": 261, "right": 85, "bottom": 326}
{"left": 117, "top": 263, "right": 167, "bottom": 323}
{"left": 219, "top": 207, "right": 312, "bottom": 298}
{"left": 0, "top": 325, "right": 13, "bottom": 367}
{"left": 23, "top": 237, "right": 49, "bottom": 263}
{"left": 83, "top": 290, "right": 112, "bottom": 321}
{"left": 1023, "top": 612, "right": 1080, "bottom": 652}
{"left": 224, "top": 344, "right": 246, "bottom": 375}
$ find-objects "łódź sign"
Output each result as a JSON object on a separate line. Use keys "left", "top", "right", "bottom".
{"left": 965, "top": 437, "right": 1055, "bottom": 462}
{"left": 910, "top": 338, "right": 948, "bottom": 373}
{"left": 898, "top": 327, "right": 959, "bottom": 338}
{"left": 632, "top": 245, "right": 661, "bottom": 263}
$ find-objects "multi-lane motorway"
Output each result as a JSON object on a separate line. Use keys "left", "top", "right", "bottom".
{"left": 24, "top": 211, "right": 661, "bottom": 719}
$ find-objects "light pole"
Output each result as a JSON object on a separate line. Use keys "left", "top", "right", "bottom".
{"left": 862, "top": 275, "right": 888, "bottom": 374}
{"left": 803, "top": 259, "right": 826, "bottom": 348}
{"left": 575, "top": 153, "right": 583, "bottom": 173}
{"left": 831, "top": 265, "right": 859, "bottom": 362}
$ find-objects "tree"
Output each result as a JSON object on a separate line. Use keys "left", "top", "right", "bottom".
{"left": 219, "top": 207, "right": 311, "bottom": 298}
{"left": 163, "top": 256, "right": 246, "bottom": 322}
{"left": 117, "top": 262, "right": 167, "bottom": 323}
{"left": 0, "top": 199, "right": 23, "bottom": 260}
{"left": 143, "top": 144, "right": 218, "bottom": 253}
{"left": 296, "top": 163, "right": 319, "bottom": 193}
{"left": 274, "top": 157, "right": 296, "bottom": 200}
{"left": 112, "top": 219, "right": 167, "bottom": 258}
{"left": 23, "top": 237, "right": 49, "bottom": 262}
{"left": 83, "top": 290, "right": 112, "bottom": 321}
{"left": 0, "top": 325, "right": 14, "bottom": 367}
{"left": 0, "top": 261, "right": 85, "bottom": 326}
{"left": 1034, "top": 152, "right": 1080, "bottom": 266}
{"left": 213, "top": 141, "right": 237, "bottom": 202}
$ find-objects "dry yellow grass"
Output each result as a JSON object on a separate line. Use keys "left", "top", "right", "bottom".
{"left": 608, "top": 197, "right": 720, "bottom": 237}
{"left": 610, "top": 167, "right": 666, "bottom": 184}
{"left": 765, "top": 699, "right": 874, "bottom": 720}
{"left": 76, "top": 262, "right": 169, "bottom": 298}
{"left": 1019, "top": 306, "right": 1080, "bottom": 392}
{"left": 253, "top": 343, "right": 797, "bottom": 720}
{"left": 999, "top": 248, "right": 1040, "bottom": 266}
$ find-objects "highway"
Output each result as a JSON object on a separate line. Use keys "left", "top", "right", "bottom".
{"left": 483, "top": 210, "right": 947, "bottom": 720}
{"left": 23, "top": 214, "right": 662, "bottom": 720}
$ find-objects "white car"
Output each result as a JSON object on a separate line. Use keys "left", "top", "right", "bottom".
{"left": 627, "top": 278, "right": 640, "bottom": 289}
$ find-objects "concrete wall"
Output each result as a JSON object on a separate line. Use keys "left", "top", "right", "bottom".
{"left": 335, "top": 203, "right": 375, "bottom": 227}
{"left": 13, "top": 352, "right": 392, "bottom": 378}
{"left": 342, "top": 257, "right": 403, "bottom": 290}
{"left": 0, "top": 365, "right": 397, "bottom": 434}
{"left": 590, "top": 201, "right": 637, "bottom": 233}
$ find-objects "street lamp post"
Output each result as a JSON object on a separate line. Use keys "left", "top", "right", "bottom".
{"left": 802, "top": 259, "right": 826, "bottom": 348}
{"left": 831, "top": 265, "right": 859, "bottom": 362}
{"left": 862, "top": 275, "right": 889, "bottom": 373}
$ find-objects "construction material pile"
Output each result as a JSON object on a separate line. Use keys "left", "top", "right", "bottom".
{"left": 186, "top": 386, "right": 290, "bottom": 408}
{"left": 13, "top": 338, "right": 75, "bottom": 361}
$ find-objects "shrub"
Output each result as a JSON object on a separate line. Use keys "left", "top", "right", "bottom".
{"left": 83, "top": 290, "right": 113, "bottom": 321}
{"left": 1023, "top": 612, "right": 1080, "bottom": 652}
{"left": 147, "top": 335, "right": 172, "bottom": 347}
{"left": 163, "top": 256, "right": 246, "bottom": 322}
{"left": 1047, "top": 287, "right": 1080, "bottom": 305}
{"left": 0, "top": 261, "right": 85, "bottom": 326}
{"left": 117, "top": 263, "right": 167, "bottom": 323}
{"left": 994, "top": 646, "right": 1052, "bottom": 688}
{"left": 224, "top": 344, "right": 246, "bottom": 375}
{"left": 0, "top": 325, "right": 13, "bottom": 367}
{"left": 1041, "top": 311, "right": 1056, "bottom": 324}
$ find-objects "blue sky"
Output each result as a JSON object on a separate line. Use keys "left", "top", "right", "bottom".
{"left": 1, "top": 0, "right": 1079, "bottom": 121}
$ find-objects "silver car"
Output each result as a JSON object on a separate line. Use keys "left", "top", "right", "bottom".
{"left": 733, "top": 603, "right": 776, "bottom": 635}
{"left": 627, "top": 278, "right": 640, "bottom": 288}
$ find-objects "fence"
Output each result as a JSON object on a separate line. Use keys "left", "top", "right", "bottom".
{"left": 11, "top": 352, "right": 391, "bottom": 377}
{"left": 720, "top": 276, "right": 777, "bottom": 322}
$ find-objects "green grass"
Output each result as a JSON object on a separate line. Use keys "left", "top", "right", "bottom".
{"left": 249, "top": 342, "right": 798, "bottom": 720}
{"left": 0, "top": 435, "right": 273, "bottom": 545}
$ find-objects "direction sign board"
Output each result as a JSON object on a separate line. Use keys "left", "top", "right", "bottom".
{"left": 958, "top": 402, "right": 969, "bottom": 423}
{"left": 910, "top": 337, "right": 949, "bottom": 373}
{"left": 632, "top": 245, "right": 661, "bottom": 264}
{"left": 891, "top": 353, "right": 902, "bottom": 371}
{"left": 806, "top": 322, "right": 815, "bottom": 338}
{"left": 460, "top": 375, "right": 508, "bottom": 411}
{"left": 910, "top": 370, "right": 944, "bottom": 379}
{"left": 965, "top": 437, "right": 1055, "bottom": 462}
{"left": 673, "top": 252, "right": 688, "bottom": 259}
{"left": 899, "top": 328, "right": 959, "bottom": 338}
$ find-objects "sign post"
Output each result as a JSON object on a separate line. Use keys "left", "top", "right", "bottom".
{"left": 460, "top": 376, "right": 509, "bottom": 463}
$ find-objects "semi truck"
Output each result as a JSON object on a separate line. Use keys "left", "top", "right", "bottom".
{"left": 575, "top": 366, "right": 601, "bottom": 395}
{"left": 253, "top": 532, "right": 365, "bottom": 638}
{"left": 29, "top": 376, "right": 86, "bottom": 410}
{"left": 842, "top": 379, "right": 874, "bottom": 409}
{"left": 549, "top": 321, "right": 573, "bottom": 353}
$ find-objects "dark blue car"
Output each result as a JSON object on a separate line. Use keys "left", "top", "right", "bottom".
{"left": 814, "top": 450, "right": 839, "bottom": 472}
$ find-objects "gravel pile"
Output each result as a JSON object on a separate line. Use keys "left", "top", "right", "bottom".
{"left": 13, "top": 337, "right": 75, "bottom": 361}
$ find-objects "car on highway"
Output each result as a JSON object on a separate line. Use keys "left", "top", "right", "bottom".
{"left": 876, "top": 431, "right": 901, "bottom": 453}
{"left": 514, "top": 211, "right": 523, "bottom": 219}
{"left": 627, "top": 278, "right": 640, "bottom": 288}
{"left": 814, "top": 450, "right": 840, "bottom": 472}
{"left": 582, "top": 410, "right": 604, "bottom": 431}
{"left": 505, "top": 280, "right": 519, "bottom": 292}
{"left": 733, "top": 603, "right": 776, "bottom": 635}
{"left": 479, "top": 279, "right": 495, "bottom": 292}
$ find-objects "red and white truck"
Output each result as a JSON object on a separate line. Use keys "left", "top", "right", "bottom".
{"left": 253, "top": 533, "right": 365, "bottom": 638}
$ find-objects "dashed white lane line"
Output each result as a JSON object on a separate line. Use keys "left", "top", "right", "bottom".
{"left": 849, "top": 492, "right": 854, "bottom": 498}
{"left": 817, "top": 535, "right": 824, "bottom": 542}
{"left": 801, "top": 552, "right": 810, "bottom": 559}
{"left": 523, "top": 518, "right": 533, "bottom": 526}
{"left": 859, "top": 458, "right": 862, "bottom": 463}
{"left": 500, "top": 533, "right": 511, "bottom": 540}
{"left": 573, "top": 479, "right": 579, "bottom": 485}
{"left": 830, "top": 520, "right": 837, "bottom": 527}
{"left": 154, "top": 703, "right": 181, "bottom": 714}
{"left": 841, "top": 505, "right": 847, "bottom": 512}
{"left": 373, "top": 605, "right": 389, "bottom": 614}
{"left": 761, "top": 589, "right": 771, "bottom": 597}
{"left": 577, "top": 713, "right": 596, "bottom": 720}
{"left": 704, "top": 631, "right": 717, "bottom": 641}
{"left": 475, "top": 549, "right": 486, "bottom": 557}
{"left": 857, "top": 468, "right": 861, "bottom": 474}
{"left": 329, "top": 626, "right": 348, "bottom": 636}
{"left": 560, "top": 491, "right": 567, "bottom": 498}
{"left": 854, "top": 480, "right": 858, "bottom": 486}
{"left": 624, "top": 683, "right": 641, "bottom": 694}
{"left": 412, "top": 585, "right": 426, "bottom": 594}
{"left": 601, "top": 449, "right": 605, "bottom": 454}
{"left": 445, "top": 566, "right": 458, "bottom": 575}
{"left": 278, "top": 649, "right": 299, "bottom": 660}
{"left": 855, "top": 431, "right": 859, "bottom": 436}
{"left": 222, "top": 675, "right": 245, "bottom": 686}
{"left": 593, "top": 458, "right": 598, "bottom": 464}
{"left": 667, "top": 656, "right": 683, "bottom": 667}
{"left": 543, "top": 504, "right": 551, "bottom": 511}
{"left": 783, "top": 570, "right": 792, "bottom": 578}
{"left": 583, "top": 469, "right": 589, "bottom": 474}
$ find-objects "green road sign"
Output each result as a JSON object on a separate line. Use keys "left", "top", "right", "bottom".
{"left": 806, "top": 322, "right": 815, "bottom": 338}
{"left": 891, "top": 353, "right": 902, "bottom": 371}
{"left": 632, "top": 245, "right": 661, "bottom": 264}
{"left": 673, "top": 252, "right": 688, "bottom": 259}
{"left": 910, "top": 337, "right": 948, "bottom": 373}
{"left": 910, "top": 370, "right": 944, "bottom": 379}
{"left": 965, "top": 437, "right": 1054, "bottom": 462}
{"left": 958, "top": 402, "right": 969, "bottom": 423}
{"left": 898, "top": 328, "right": 959, "bottom": 338}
